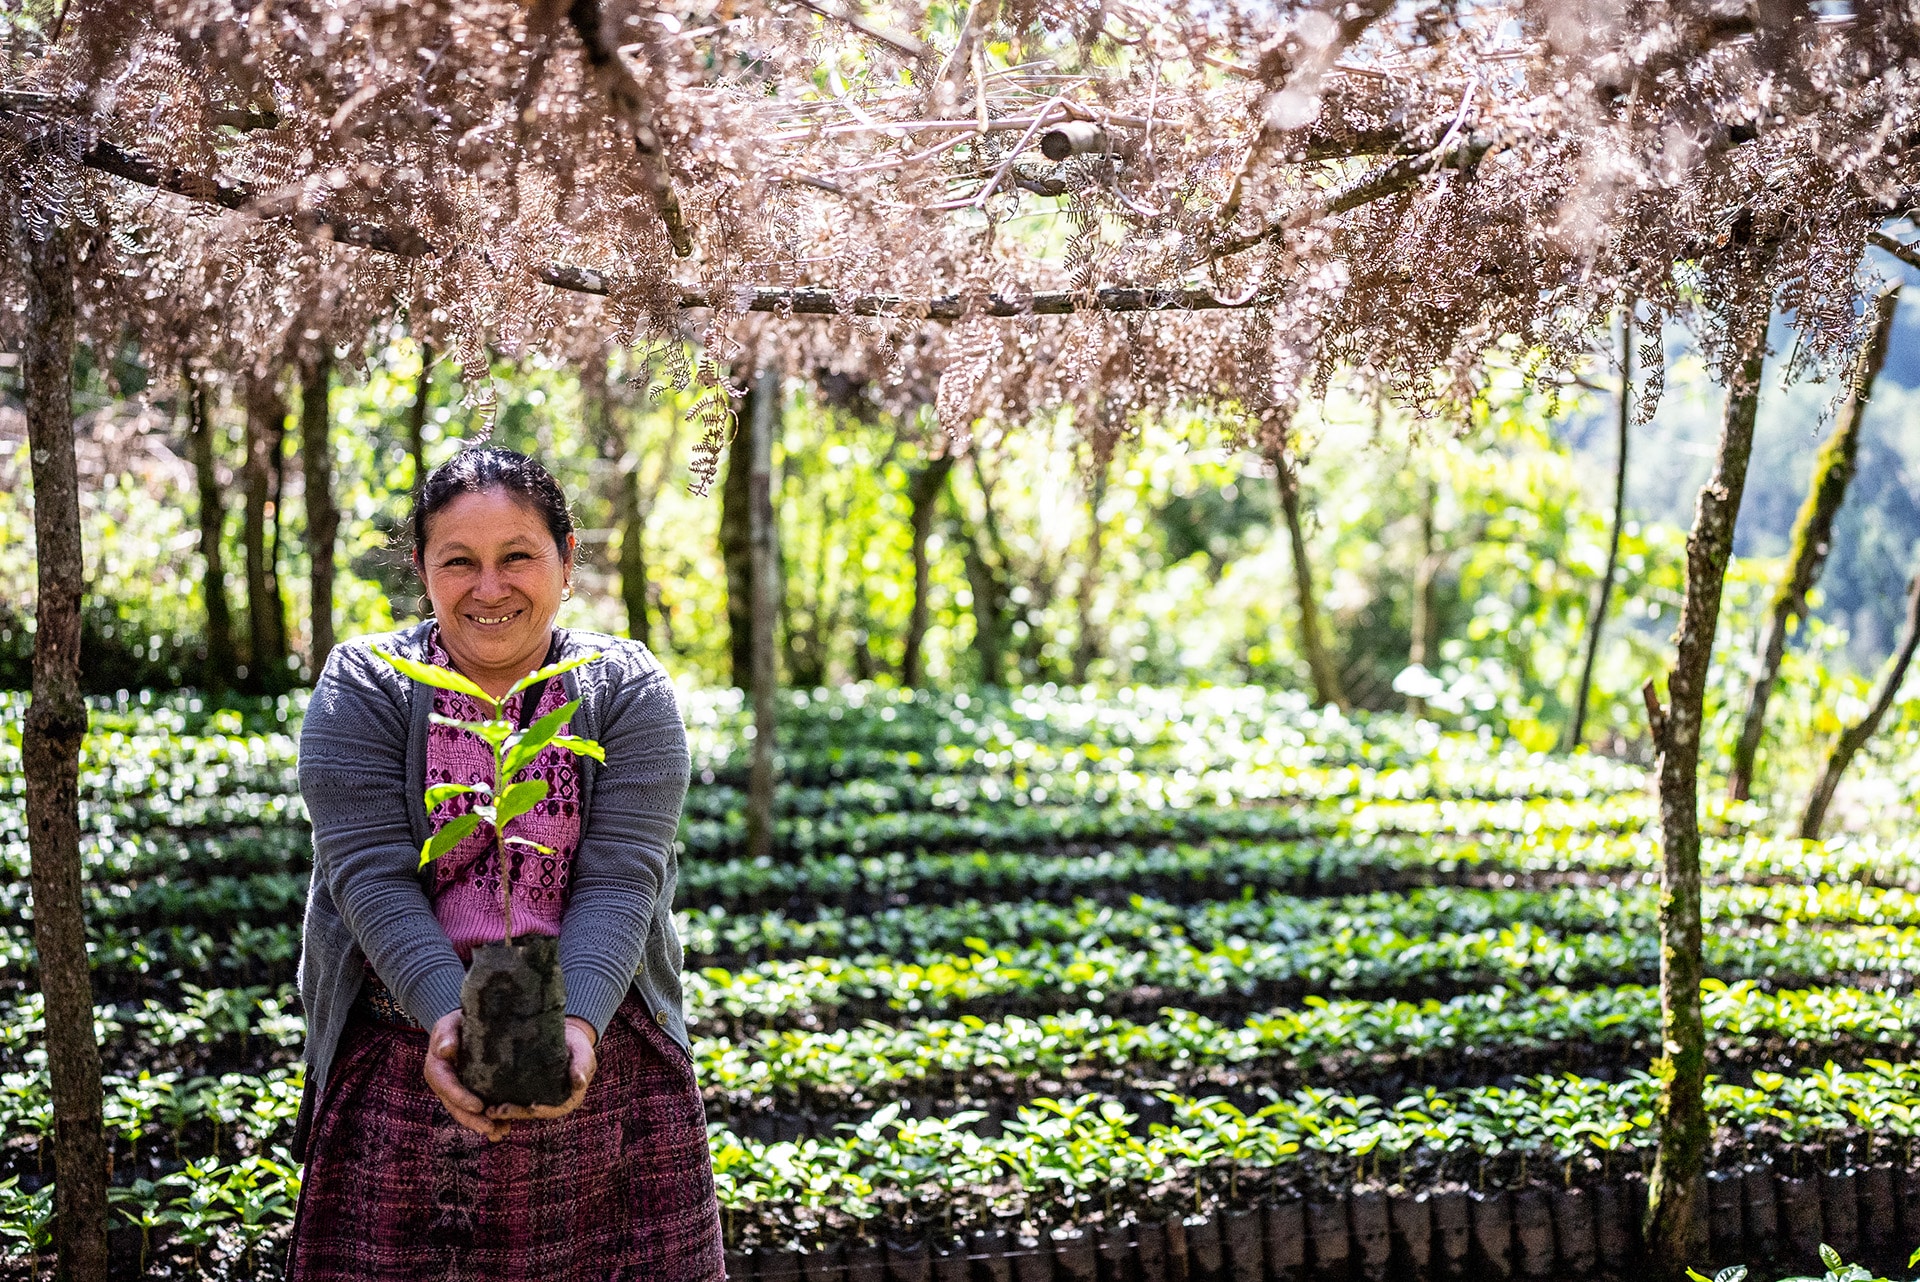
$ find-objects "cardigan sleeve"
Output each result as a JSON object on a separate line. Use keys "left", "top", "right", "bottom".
{"left": 300, "top": 641, "right": 468, "bottom": 1031}
{"left": 558, "top": 645, "right": 691, "bottom": 1036}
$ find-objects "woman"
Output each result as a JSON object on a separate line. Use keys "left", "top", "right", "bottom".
{"left": 288, "top": 448, "right": 722, "bottom": 1281}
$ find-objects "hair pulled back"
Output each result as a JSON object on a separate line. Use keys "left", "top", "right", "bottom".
{"left": 412, "top": 447, "right": 575, "bottom": 566}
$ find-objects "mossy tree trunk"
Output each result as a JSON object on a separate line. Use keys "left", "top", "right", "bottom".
{"left": 721, "top": 371, "right": 757, "bottom": 691}
{"left": 746, "top": 366, "right": 781, "bottom": 862}
{"left": 185, "top": 367, "right": 237, "bottom": 692}
{"left": 902, "top": 453, "right": 955, "bottom": 687}
{"left": 300, "top": 349, "right": 337, "bottom": 673}
{"left": 1800, "top": 570, "right": 1920, "bottom": 839}
{"left": 21, "top": 218, "right": 109, "bottom": 1282}
{"left": 241, "top": 371, "right": 289, "bottom": 687}
{"left": 1728, "top": 285, "right": 1900, "bottom": 801}
{"left": 1266, "top": 442, "right": 1345, "bottom": 709}
{"left": 1643, "top": 314, "right": 1767, "bottom": 1276}
{"left": 1570, "top": 307, "right": 1635, "bottom": 751}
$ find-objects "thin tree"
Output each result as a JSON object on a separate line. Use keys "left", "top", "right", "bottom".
{"left": 241, "top": 371, "right": 289, "bottom": 685}
{"left": 746, "top": 366, "right": 781, "bottom": 862}
{"left": 1071, "top": 445, "right": 1110, "bottom": 685}
{"left": 1406, "top": 466, "right": 1440, "bottom": 719}
{"left": 406, "top": 340, "right": 434, "bottom": 494}
{"left": 721, "top": 372, "right": 757, "bottom": 690}
{"left": 901, "top": 450, "right": 956, "bottom": 688}
{"left": 20, "top": 218, "right": 109, "bottom": 1282}
{"left": 1799, "top": 570, "right": 1920, "bottom": 840}
{"left": 1265, "top": 437, "right": 1346, "bottom": 709}
{"left": 300, "top": 347, "right": 337, "bottom": 673}
{"left": 1569, "top": 306, "right": 1636, "bottom": 751}
{"left": 1728, "top": 285, "right": 1901, "bottom": 801}
{"left": 184, "top": 367, "right": 237, "bottom": 691}
{"left": 1641, "top": 309, "right": 1767, "bottom": 1270}
{"left": 582, "top": 355, "right": 654, "bottom": 646}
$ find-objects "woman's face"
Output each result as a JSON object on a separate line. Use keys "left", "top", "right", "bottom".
{"left": 418, "top": 488, "right": 575, "bottom": 691}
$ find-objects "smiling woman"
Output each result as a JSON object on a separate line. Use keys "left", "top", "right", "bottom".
{"left": 288, "top": 447, "right": 720, "bottom": 1281}
{"left": 413, "top": 450, "right": 579, "bottom": 700}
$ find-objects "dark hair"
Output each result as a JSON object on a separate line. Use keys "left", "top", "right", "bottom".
{"left": 412, "top": 447, "right": 575, "bottom": 566}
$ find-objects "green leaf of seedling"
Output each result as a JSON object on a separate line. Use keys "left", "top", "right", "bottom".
{"left": 424, "top": 782, "right": 489, "bottom": 813}
{"left": 419, "top": 814, "right": 482, "bottom": 867}
{"left": 1713, "top": 1268, "right": 1748, "bottom": 1282}
{"left": 549, "top": 734, "right": 606, "bottom": 762}
{"left": 1819, "top": 1245, "right": 1842, "bottom": 1272}
{"left": 495, "top": 778, "right": 549, "bottom": 828}
{"left": 373, "top": 649, "right": 498, "bottom": 709}
{"left": 429, "top": 713, "right": 514, "bottom": 749}
{"left": 505, "top": 835, "right": 556, "bottom": 855}
{"left": 501, "top": 700, "right": 581, "bottom": 778}
{"left": 506, "top": 651, "right": 604, "bottom": 697}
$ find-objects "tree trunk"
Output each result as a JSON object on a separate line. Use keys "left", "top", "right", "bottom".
{"left": 746, "top": 367, "right": 780, "bottom": 863}
{"left": 300, "top": 349, "right": 337, "bottom": 674}
{"left": 903, "top": 453, "right": 956, "bottom": 688}
{"left": 242, "top": 373, "right": 289, "bottom": 686}
{"left": 959, "top": 454, "right": 1016, "bottom": 687}
{"left": 1799, "top": 569, "right": 1920, "bottom": 840}
{"left": 721, "top": 373, "right": 756, "bottom": 690}
{"left": 581, "top": 357, "right": 653, "bottom": 646}
{"left": 1071, "top": 452, "right": 1109, "bottom": 684}
{"left": 1728, "top": 285, "right": 1900, "bottom": 801}
{"left": 21, "top": 220, "right": 109, "bottom": 1282}
{"left": 185, "top": 368, "right": 237, "bottom": 692}
{"left": 1267, "top": 445, "right": 1346, "bottom": 709}
{"left": 1643, "top": 315, "right": 1767, "bottom": 1275}
{"left": 407, "top": 341, "right": 434, "bottom": 494}
{"left": 1570, "top": 306, "right": 1636, "bottom": 751}
{"left": 1407, "top": 469, "right": 1439, "bottom": 719}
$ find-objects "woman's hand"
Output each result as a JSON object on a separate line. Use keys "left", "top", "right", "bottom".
{"left": 484, "top": 1016, "right": 598, "bottom": 1123}
{"left": 425, "top": 1010, "right": 510, "bottom": 1141}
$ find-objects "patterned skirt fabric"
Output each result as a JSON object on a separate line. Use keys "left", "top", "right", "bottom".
{"left": 287, "top": 991, "right": 724, "bottom": 1282}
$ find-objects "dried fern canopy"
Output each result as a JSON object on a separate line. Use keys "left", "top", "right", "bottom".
{"left": 2, "top": 0, "right": 1915, "bottom": 456}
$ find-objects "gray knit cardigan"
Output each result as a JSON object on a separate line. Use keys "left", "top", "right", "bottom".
{"left": 292, "top": 620, "right": 691, "bottom": 1158}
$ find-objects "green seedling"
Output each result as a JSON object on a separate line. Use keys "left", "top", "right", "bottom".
{"left": 373, "top": 648, "right": 605, "bottom": 943}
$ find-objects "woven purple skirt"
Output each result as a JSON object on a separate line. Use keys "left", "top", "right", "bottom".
{"left": 287, "top": 991, "right": 723, "bottom": 1282}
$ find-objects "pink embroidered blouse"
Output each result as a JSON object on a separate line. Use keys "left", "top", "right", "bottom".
{"left": 424, "top": 628, "right": 583, "bottom": 962}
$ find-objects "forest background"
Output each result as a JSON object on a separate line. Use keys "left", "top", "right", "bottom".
{"left": 8, "top": 267, "right": 1920, "bottom": 808}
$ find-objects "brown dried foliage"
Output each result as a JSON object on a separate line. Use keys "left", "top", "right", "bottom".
{"left": 0, "top": 0, "right": 1915, "bottom": 458}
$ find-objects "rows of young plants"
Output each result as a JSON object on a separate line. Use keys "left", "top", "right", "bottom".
{"left": 3, "top": 686, "right": 1916, "bottom": 1279}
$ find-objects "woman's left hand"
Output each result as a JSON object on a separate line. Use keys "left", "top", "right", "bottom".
{"left": 485, "top": 1016, "right": 598, "bottom": 1123}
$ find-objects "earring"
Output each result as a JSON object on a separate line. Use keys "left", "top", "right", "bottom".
{"left": 562, "top": 585, "right": 573, "bottom": 602}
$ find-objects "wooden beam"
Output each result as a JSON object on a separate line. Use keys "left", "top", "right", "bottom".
{"left": 73, "top": 123, "right": 1286, "bottom": 320}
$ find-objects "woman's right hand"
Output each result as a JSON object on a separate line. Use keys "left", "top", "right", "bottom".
{"left": 425, "top": 1010, "right": 509, "bottom": 1141}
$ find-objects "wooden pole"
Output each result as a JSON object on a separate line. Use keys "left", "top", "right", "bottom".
{"left": 1642, "top": 311, "right": 1768, "bottom": 1276}
{"left": 299, "top": 348, "right": 337, "bottom": 673}
{"left": 1569, "top": 305, "right": 1635, "bottom": 751}
{"left": 1799, "top": 570, "right": 1920, "bottom": 839}
{"left": 747, "top": 366, "right": 781, "bottom": 863}
{"left": 1728, "top": 286, "right": 1900, "bottom": 801}
{"left": 20, "top": 217, "right": 109, "bottom": 1282}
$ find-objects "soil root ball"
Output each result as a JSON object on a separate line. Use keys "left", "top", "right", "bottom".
{"left": 457, "top": 936, "right": 570, "bottom": 1107}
